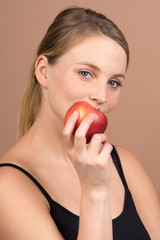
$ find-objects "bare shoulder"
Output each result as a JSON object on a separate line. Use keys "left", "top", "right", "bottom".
{"left": 0, "top": 160, "right": 64, "bottom": 240}
{"left": 115, "top": 145, "right": 160, "bottom": 239}
{"left": 114, "top": 145, "right": 159, "bottom": 197}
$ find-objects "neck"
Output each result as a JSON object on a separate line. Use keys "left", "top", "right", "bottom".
{"left": 28, "top": 108, "right": 68, "bottom": 161}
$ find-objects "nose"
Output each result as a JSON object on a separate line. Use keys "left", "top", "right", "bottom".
{"left": 89, "top": 81, "right": 107, "bottom": 105}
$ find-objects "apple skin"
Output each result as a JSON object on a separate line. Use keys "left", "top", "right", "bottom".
{"left": 64, "top": 101, "right": 108, "bottom": 143}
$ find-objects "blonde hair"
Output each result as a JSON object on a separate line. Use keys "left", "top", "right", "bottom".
{"left": 18, "top": 7, "right": 129, "bottom": 139}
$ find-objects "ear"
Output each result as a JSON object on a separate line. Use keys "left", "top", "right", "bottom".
{"left": 35, "top": 55, "right": 49, "bottom": 88}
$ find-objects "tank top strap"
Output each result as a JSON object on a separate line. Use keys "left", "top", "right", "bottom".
{"left": 0, "top": 148, "right": 128, "bottom": 201}
{"left": 0, "top": 163, "right": 53, "bottom": 205}
{"left": 111, "top": 145, "right": 129, "bottom": 190}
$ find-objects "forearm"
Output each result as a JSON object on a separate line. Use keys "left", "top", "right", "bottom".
{"left": 77, "top": 189, "right": 113, "bottom": 240}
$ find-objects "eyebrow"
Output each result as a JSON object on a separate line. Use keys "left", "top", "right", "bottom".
{"left": 111, "top": 74, "right": 125, "bottom": 80}
{"left": 76, "top": 62, "right": 100, "bottom": 71}
{"left": 76, "top": 62, "right": 125, "bottom": 80}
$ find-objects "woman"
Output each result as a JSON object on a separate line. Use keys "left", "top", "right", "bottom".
{"left": 0, "top": 7, "right": 159, "bottom": 240}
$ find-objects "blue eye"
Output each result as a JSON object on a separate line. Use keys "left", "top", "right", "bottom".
{"left": 108, "top": 80, "right": 122, "bottom": 88}
{"left": 79, "top": 70, "right": 92, "bottom": 79}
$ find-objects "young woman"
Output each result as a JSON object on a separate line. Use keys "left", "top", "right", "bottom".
{"left": 0, "top": 7, "right": 159, "bottom": 240}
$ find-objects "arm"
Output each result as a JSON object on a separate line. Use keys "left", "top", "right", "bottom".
{"left": 116, "top": 146, "right": 160, "bottom": 240}
{"left": 78, "top": 190, "right": 112, "bottom": 240}
{"left": 63, "top": 111, "right": 113, "bottom": 240}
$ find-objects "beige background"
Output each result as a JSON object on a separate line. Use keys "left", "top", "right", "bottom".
{"left": 0, "top": 0, "right": 159, "bottom": 198}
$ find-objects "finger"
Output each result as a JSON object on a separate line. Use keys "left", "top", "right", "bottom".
{"left": 87, "top": 133, "right": 108, "bottom": 156}
{"left": 99, "top": 142, "right": 113, "bottom": 160}
{"left": 74, "top": 113, "right": 96, "bottom": 153}
{"left": 62, "top": 110, "right": 79, "bottom": 152}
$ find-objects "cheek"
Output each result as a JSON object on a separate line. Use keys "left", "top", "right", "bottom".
{"left": 63, "top": 81, "right": 88, "bottom": 100}
{"left": 107, "top": 91, "right": 120, "bottom": 112}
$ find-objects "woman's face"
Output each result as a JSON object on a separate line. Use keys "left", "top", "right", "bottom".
{"left": 42, "top": 35, "right": 127, "bottom": 122}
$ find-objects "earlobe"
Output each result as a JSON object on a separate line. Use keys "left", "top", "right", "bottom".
{"left": 35, "top": 55, "right": 48, "bottom": 88}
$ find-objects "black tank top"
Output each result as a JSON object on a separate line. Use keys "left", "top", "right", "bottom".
{"left": 0, "top": 146, "right": 151, "bottom": 240}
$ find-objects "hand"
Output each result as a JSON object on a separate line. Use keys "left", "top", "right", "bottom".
{"left": 62, "top": 110, "right": 113, "bottom": 194}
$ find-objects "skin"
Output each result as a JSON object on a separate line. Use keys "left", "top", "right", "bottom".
{"left": 0, "top": 35, "right": 159, "bottom": 240}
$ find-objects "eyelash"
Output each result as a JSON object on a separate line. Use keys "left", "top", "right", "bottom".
{"left": 108, "top": 79, "right": 122, "bottom": 88}
{"left": 79, "top": 70, "right": 122, "bottom": 88}
{"left": 79, "top": 70, "right": 93, "bottom": 79}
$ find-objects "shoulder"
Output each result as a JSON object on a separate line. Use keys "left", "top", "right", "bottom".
{"left": 114, "top": 145, "right": 157, "bottom": 195}
{"left": 115, "top": 145, "right": 160, "bottom": 239}
{"left": 0, "top": 161, "right": 64, "bottom": 239}
{"left": 0, "top": 162, "right": 49, "bottom": 209}
{"left": 114, "top": 145, "right": 147, "bottom": 184}
{"left": 0, "top": 143, "right": 48, "bottom": 206}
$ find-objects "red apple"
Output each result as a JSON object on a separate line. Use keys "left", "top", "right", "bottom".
{"left": 64, "top": 101, "right": 108, "bottom": 143}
